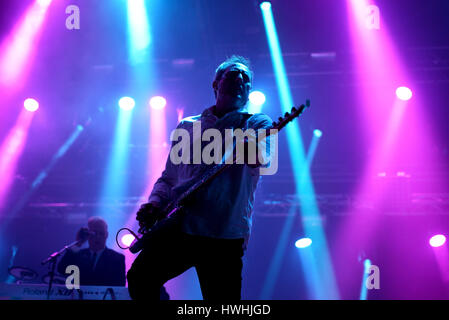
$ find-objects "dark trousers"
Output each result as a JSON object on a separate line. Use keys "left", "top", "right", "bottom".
{"left": 127, "top": 220, "right": 245, "bottom": 301}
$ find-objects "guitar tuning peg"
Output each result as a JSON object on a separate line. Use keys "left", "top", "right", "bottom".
{"left": 272, "top": 121, "right": 277, "bottom": 127}
{"left": 278, "top": 117, "right": 283, "bottom": 122}
{"left": 291, "top": 107, "right": 297, "bottom": 112}
{"left": 284, "top": 112, "right": 290, "bottom": 117}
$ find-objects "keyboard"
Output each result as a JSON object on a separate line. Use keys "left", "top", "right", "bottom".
{"left": 0, "top": 283, "right": 131, "bottom": 300}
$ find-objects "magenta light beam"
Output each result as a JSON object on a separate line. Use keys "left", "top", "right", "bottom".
{"left": 336, "top": 2, "right": 444, "bottom": 299}
{"left": 122, "top": 103, "right": 170, "bottom": 292}
{"left": 0, "top": 109, "right": 34, "bottom": 209}
{"left": 0, "top": 0, "right": 52, "bottom": 90}
{"left": 430, "top": 235, "right": 449, "bottom": 283}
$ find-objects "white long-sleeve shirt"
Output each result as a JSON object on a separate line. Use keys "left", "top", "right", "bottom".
{"left": 148, "top": 106, "right": 273, "bottom": 244}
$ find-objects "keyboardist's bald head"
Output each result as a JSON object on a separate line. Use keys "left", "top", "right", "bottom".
{"left": 87, "top": 216, "right": 108, "bottom": 252}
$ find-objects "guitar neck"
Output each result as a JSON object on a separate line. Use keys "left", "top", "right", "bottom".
{"left": 164, "top": 162, "right": 230, "bottom": 214}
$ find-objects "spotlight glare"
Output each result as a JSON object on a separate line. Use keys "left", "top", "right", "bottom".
{"left": 121, "top": 234, "right": 136, "bottom": 248}
{"left": 396, "top": 86, "right": 412, "bottom": 101}
{"left": 364, "top": 259, "right": 372, "bottom": 269}
{"left": 249, "top": 91, "right": 266, "bottom": 106}
{"left": 37, "top": 0, "right": 52, "bottom": 7}
{"left": 260, "top": 2, "right": 271, "bottom": 10}
{"left": 313, "top": 129, "right": 322, "bottom": 138}
{"left": 149, "top": 96, "right": 167, "bottom": 110}
{"left": 429, "top": 234, "right": 446, "bottom": 248}
{"left": 24, "top": 98, "right": 39, "bottom": 112}
{"left": 118, "top": 97, "right": 135, "bottom": 110}
{"left": 295, "top": 237, "right": 312, "bottom": 249}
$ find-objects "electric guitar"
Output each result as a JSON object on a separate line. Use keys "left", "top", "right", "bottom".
{"left": 126, "top": 100, "right": 310, "bottom": 253}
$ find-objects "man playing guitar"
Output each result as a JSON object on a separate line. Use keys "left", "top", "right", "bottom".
{"left": 127, "top": 55, "right": 309, "bottom": 300}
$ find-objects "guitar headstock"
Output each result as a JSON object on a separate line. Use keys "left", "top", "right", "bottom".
{"left": 271, "top": 99, "right": 310, "bottom": 131}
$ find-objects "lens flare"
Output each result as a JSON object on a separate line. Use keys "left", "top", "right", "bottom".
{"left": 295, "top": 237, "right": 312, "bottom": 248}
{"left": 37, "top": 0, "right": 52, "bottom": 7}
{"left": 430, "top": 234, "right": 446, "bottom": 248}
{"left": 121, "top": 234, "right": 136, "bottom": 248}
{"left": 149, "top": 96, "right": 167, "bottom": 110}
{"left": 396, "top": 86, "right": 412, "bottom": 101}
{"left": 118, "top": 97, "right": 135, "bottom": 110}
{"left": 24, "top": 98, "right": 39, "bottom": 112}
{"left": 260, "top": 2, "right": 271, "bottom": 10}
{"left": 249, "top": 91, "right": 266, "bottom": 106}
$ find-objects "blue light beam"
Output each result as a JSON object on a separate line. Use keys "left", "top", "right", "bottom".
{"left": 126, "top": 0, "right": 152, "bottom": 65}
{"left": 98, "top": 108, "right": 133, "bottom": 247}
{"left": 260, "top": 3, "right": 339, "bottom": 299}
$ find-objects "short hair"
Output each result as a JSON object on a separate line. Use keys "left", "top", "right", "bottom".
{"left": 88, "top": 216, "right": 108, "bottom": 231}
{"left": 214, "top": 55, "right": 253, "bottom": 83}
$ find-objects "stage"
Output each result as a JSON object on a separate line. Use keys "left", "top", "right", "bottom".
{"left": 0, "top": 0, "right": 448, "bottom": 300}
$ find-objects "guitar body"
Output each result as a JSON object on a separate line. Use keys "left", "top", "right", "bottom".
{"left": 129, "top": 205, "right": 183, "bottom": 253}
